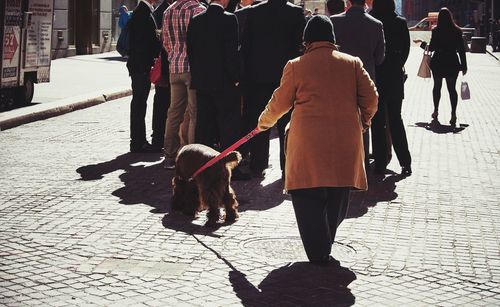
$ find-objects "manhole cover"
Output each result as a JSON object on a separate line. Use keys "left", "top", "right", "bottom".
{"left": 239, "top": 237, "right": 370, "bottom": 263}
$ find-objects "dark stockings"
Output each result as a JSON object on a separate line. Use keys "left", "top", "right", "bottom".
{"left": 432, "top": 74, "right": 458, "bottom": 116}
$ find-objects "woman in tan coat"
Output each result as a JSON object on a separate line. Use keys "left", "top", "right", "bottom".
{"left": 258, "top": 16, "right": 378, "bottom": 266}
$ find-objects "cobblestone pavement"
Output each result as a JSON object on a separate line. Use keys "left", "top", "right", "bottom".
{"left": 0, "top": 48, "right": 499, "bottom": 306}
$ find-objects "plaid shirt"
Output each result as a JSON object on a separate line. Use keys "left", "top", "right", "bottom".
{"left": 163, "top": 0, "right": 205, "bottom": 73}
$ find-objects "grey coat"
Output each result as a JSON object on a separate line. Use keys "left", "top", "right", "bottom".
{"left": 330, "top": 6, "right": 385, "bottom": 81}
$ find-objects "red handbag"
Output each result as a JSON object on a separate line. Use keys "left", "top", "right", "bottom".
{"left": 150, "top": 56, "right": 162, "bottom": 83}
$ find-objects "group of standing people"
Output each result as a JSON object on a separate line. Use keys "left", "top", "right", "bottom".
{"left": 124, "top": 0, "right": 467, "bottom": 265}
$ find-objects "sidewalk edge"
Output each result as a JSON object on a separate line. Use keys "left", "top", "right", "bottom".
{"left": 0, "top": 89, "right": 132, "bottom": 131}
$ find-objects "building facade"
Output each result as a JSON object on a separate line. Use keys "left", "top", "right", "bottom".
{"left": 52, "top": 0, "right": 138, "bottom": 59}
{"left": 402, "top": 0, "right": 499, "bottom": 28}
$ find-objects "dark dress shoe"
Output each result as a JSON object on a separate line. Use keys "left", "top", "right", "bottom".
{"left": 130, "top": 142, "right": 154, "bottom": 153}
{"left": 373, "top": 167, "right": 386, "bottom": 175}
{"left": 401, "top": 165, "right": 412, "bottom": 176}
{"left": 250, "top": 168, "right": 266, "bottom": 179}
{"left": 232, "top": 169, "right": 251, "bottom": 181}
{"left": 310, "top": 256, "right": 340, "bottom": 267}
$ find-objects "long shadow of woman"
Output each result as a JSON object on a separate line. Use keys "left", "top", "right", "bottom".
{"left": 229, "top": 262, "right": 356, "bottom": 306}
{"left": 347, "top": 173, "right": 404, "bottom": 219}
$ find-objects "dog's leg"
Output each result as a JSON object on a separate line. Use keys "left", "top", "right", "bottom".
{"left": 199, "top": 182, "right": 225, "bottom": 227}
{"left": 224, "top": 185, "right": 239, "bottom": 223}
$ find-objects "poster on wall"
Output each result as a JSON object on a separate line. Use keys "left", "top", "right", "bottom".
{"left": 1, "top": 0, "right": 22, "bottom": 87}
{"left": 25, "top": 0, "right": 54, "bottom": 67}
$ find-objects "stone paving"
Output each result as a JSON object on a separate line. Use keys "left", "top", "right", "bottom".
{"left": 0, "top": 47, "right": 499, "bottom": 306}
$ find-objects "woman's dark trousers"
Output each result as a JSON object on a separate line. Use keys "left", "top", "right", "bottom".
{"left": 130, "top": 72, "right": 151, "bottom": 147}
{"left": 290, "top": 187, "right": 350, "bottom": 262}
{"left": 372, "top": 97, "right": 412, "bottom": 169}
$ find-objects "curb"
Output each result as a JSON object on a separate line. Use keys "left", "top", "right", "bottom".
{"left": 0, "top": 88, "right": 132, "bottom": 131}
{"left": 486, "top": 50, "right": 499, "bottom": 61}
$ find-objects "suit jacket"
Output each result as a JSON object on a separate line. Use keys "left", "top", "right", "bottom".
{"left": 258, "top": 42, "right": 378, "bottom": 191}
{"left": 371, "top": 11, "right": 410, "bottom": 100}
{"left": 126, "top": 1, "right": 161, "bottom": 75}
{"left": 330, "top": 6, "right": 385, "bottom": 81}
{"left": 187, "top": 4, "right": 240, "bottom": 91}
{"left": 241, "top": 0, "right": 306, "bottom": 84}
{"left": 422, "top": 27, "right": 467, "bottom": 78}
{"left": 234, "top": 1, "right": 261, "bottom": 38}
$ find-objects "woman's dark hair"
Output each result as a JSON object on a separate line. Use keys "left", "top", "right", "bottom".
{"left": 437, "top": 7, "right": 462, "bottom": 34}
{"left": 371, "top": 0, "right": 395, "bottom": 16}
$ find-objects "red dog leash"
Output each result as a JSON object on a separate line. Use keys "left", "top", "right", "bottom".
{"left": 190, "top": 127, "right": 261, "bottom": 179}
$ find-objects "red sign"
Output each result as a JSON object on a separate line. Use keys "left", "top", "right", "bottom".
{"left": 3, "top": 27, "right": 19, "bottom": 62}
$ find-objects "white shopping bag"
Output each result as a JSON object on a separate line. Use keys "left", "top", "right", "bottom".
{"left": 461, "top": 80, "right": 470, "bottom": 100}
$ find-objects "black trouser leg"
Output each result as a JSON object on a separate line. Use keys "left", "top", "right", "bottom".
{"left": 152, "top": 85, "right": 170, "bottom": 148}
{"left": 195, "top": 90, "right": 217, "bottom": 147}
{"left": 242, "top": 83, "right": 277, "bottom": 172}
{"left": 290, "top": 187, "right": 350, "bottom": 262}
{"left": 386, "top": 98, "right": 411, "bottom": 167}
{"left": 130, "top": 72, "right": 151, "bottom": 146}
{"left": 371, "top": 99, "right": 388, "bottom": 171}
{"left": 215, "top": 86, "right": 242, "bottom": 150}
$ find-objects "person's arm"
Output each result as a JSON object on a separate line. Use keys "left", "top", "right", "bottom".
{"left": 374, "top": 23, "right": 385, "bottom": 65}
{"left": 355, "top": 58, "right": 378, "bottom": 131}
{"left": 400, "top": 19, "right": 411, "bottom": 65}
{"left": 162, "top": 10, "right": 172, "bottom": 54}
{"left": 258, "top": 61, "right": 296, "bottom": 131}
{"left": 457, "top": 32, "right": 467, "bottom": 75}
{"left": 223, "top": 15, "right": 240, "bottom": 85}
{"left": 186, "top": 18, "right": 196, "bottom": 69}
{"left": 292, "top": 9, "right": 307, "bottom": 57}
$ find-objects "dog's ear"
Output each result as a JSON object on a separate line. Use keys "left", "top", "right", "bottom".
{"left": 222, "top": 151, "right": 242, "bottom": 169}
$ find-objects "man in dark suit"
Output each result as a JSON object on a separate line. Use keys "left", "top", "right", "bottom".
{"left": 186, "top": 0, "right": 250, "bottom": 180}
{"left": 330, "top": 0, "right": 385, "bottom": 170}
{"left": 126, "top": 0, "right": 162, "bottom": 153}
{"left": 150, "top": 0, "right": 172, "bottom": 151}
{"left": 240, "top": 0, "right": 306, "bottom": 178}
{"left": 234, "top": 0, "right": 260, "bottom": 38}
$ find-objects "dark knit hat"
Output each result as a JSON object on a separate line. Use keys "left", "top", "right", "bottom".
{"left": 303, "top": 15, "right": 336, "bottom": 44}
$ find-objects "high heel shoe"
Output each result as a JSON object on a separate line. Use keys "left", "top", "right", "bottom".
{"left": 450, "top": 115, "right": 457, "bottom": 126}
{"left": 431, "top": 111, "right": 438, "bottom": 120}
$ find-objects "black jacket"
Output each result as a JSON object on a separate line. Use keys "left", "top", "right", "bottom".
{"left": 187, "top": 4, "right": 239, "bottom": 91}
{"left": 240, "top": 0, "right": 305, "bottom": 84}
{"left": 423, "top": 27, "right": 467, "bottom": 78}
{"left": 126, "top": 1, "right": 161, "bottom": 75}
{"left": 234, "top": 1, "right": 261, "bottom": 39}
{"left": 372, "top": 12, "right": 410, "bottom": 100}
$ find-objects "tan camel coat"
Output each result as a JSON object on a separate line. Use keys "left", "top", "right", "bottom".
{"left": 258, "top": 42, "right": 378, "bottom": 191}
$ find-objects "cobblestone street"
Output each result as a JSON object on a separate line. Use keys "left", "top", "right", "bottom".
{"left": 0, "top": 47, "right": 499, "bottom": 306}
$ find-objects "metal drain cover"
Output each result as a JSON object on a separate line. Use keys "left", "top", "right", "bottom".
{"left": 239, "top": 237, "right": 369, "bottom": 263}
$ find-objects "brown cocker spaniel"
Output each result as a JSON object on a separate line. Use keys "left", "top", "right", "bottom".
{"left": 171, "top": 144, "right": 241, "bottom": 227}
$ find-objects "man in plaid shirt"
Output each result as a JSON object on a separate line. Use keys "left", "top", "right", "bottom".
{"left": 162, "top": 0, "right": 205, "bottom": 169}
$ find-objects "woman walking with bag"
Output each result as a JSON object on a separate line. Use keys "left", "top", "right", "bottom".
{"left": 414, "top": 7, "right": 467, "bottom": 126}
{"left": 370, "top": 0, "right": 412, "bottom": 175}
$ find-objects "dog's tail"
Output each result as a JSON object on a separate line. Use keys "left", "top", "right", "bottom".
{"left": 221, "top": 151, "right": 242, "bottom": 169}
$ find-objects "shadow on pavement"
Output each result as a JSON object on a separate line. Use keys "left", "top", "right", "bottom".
{"left": 234, "top": 178, "right": 290, "bottom": 212}
{"left": 414, "top": 120, "right": 468, "bottom": 134}
{"left": 347, "top": 173, "right": 404, "bottom": 219}
{"left": 229, "top": 262, "right": 356, "bottom": 306}
{"left": 162, "top": 213, "right": 223, "bottom": 238}
{"left": 76, "top": 153, "right": 250, "bottom": 236}
{"left": 76, "top": 153, "right": 171, "bottom": 213}
{"left": 98, "top": 56, "right": 127, "bottom": 62}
